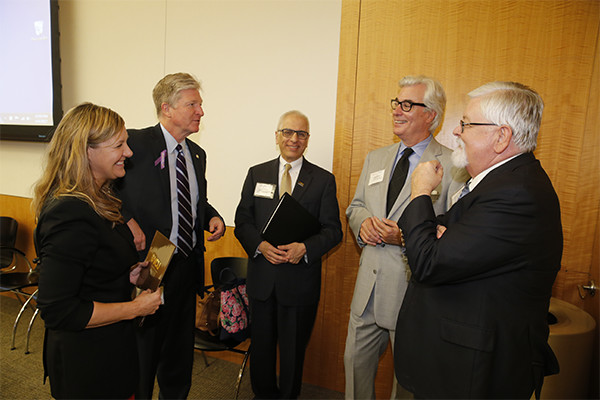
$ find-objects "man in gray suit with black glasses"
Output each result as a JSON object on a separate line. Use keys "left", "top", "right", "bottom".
{"left": 344, "top": 75, "right": 467, "bottom": 399}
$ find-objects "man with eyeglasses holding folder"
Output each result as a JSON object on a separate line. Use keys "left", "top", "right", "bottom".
{"left": 234, "top": 110, "right": 342, "bottom": 399}
{"left": 344, "top": 76, "right": 467, "bottom": 399}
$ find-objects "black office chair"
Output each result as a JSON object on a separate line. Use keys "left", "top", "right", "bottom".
{"left": 194, "top": 256, "right": 250, "bottom": 399}
{"left": 0, "top": 216, "right": 40, "bottom": 354}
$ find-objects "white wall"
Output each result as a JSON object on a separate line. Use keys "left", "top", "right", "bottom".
{"left": 0, "top": 0, "right": 342, "bottom": 226}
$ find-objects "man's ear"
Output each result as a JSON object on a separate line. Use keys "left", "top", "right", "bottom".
{"left": 161, "top": 102, "right": 170, "bottom": 118}
{"left": 494, "top": 125, "right": 513, "bottom": 153}
{"left": 426, "top": 110, "right": 436, "bottom": 125}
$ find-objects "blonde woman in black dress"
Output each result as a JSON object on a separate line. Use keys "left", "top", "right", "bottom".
{"left": 33, "top": 103, "right": 162, "bottom": 399}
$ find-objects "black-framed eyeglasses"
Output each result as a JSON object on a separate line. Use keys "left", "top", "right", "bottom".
{"left": 391, "top": 98, "right": 428, "bottom": 112}
{"left": 278, "top": 129, "right": 310, "bottom": 140}
{"left": 459, "top": 120, "right": 499, "bottom": 133}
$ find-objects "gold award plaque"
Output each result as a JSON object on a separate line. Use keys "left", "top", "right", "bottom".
{"left": 138, "top": 231, "right": 176, "bottom": 292}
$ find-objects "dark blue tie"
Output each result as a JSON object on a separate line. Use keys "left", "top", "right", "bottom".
{"left": 176, "top": 144, "right": 193, "bottom": 257}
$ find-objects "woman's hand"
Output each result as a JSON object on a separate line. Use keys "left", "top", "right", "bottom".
{"left": 88, "top": 286, "right": 162, "bottom": 328}
{"left": 129, "top": 261, "right": 150, "bottom": 286}
{"left": 133, "top": 288, "right": 163, "bottom": 317}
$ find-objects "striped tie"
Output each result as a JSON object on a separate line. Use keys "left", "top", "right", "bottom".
{"left": 176, "top": 144, "right": 193, "bottom": 257}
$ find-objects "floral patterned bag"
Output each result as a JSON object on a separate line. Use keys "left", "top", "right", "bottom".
{"left": 219, "top": 274, "right": 250, "bottom": 343}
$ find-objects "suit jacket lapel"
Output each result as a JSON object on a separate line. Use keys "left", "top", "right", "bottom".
{"left": 293, "top": 158, "right": 314, "bottom": 202}
{"left": 442, "top": 153, "right": 536, "bottom": 226}
{"left": 380, "top": 143, "right": 401, "bottom": 217}
{"left": 388, "top": 139, "right": 443, "bottom": 217}
{"left": 186, "top": 138, "right": 205, "bottom": 185}
{"left": 150, "top": 125, "right": 172, "bottom": 211}
{"left": 263, "top": 158, "right": 281, "bottom": 204}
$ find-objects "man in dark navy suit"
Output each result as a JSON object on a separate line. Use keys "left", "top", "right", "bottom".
{"left": 117, "top": 72, "right": 225, "bottom": 399}
{"left": 395, "top": 81, "right": 562, "bottom": 399}
{"left": 234, "top": 110, "right": 342, "bottom": 399}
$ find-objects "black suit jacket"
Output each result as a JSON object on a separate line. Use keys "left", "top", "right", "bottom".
{"left": 234, "top": 158, "right": 342, "bottom": 306}
{"left": 36, "top": 197, "right": 139, "bottom": 399}
{"left": 395, "top": 153, "right": 562, "bottom": 399}
{"left": 115, "top": 124, "right": 223, "bottom": 291}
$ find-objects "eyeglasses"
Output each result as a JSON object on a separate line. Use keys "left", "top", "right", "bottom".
{"left": 459, "top": 120, "right": 499, "bottom": 133}
{"left": 390, "top": 98, "right": 428, "bottom": 112}
{"left": 278, "top": 129, "right": 309, "bottom": 140}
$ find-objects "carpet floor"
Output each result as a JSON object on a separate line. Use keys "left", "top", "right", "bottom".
{"left": 0, "top": 295, "right": 343, "bottom": 399}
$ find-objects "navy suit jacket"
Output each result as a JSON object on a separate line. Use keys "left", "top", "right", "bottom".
{"left": 395, "top": 153, "right": 562, "bottom": 399}
{"left": 234, "top": 158, "right": 342, "bottom": 306}
{"left": 115, "top": 124, "right": 223, "bottom": 291}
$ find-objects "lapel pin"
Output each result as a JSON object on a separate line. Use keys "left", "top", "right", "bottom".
{"left": 154, "top": 150, "right": 166, "bottom": 169}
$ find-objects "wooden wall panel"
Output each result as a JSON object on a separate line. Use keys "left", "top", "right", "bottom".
{"left": 0, "top": 195, "right": 36, "bottom": 262}
{"left": 300, "top": 0, "right": 363, "bottom": 392}
{"left": 330, "top": 0, "right": 600, "bottom": 397}
{"left": 589, "top": 209, "right": 600, "bottom": 400}
{"left": 552, "top": 19, "right": 600, "bottom": 304}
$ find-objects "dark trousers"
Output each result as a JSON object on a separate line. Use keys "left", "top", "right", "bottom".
{"left": 135, "top": 253, "right": 196, "bottom": 399}
{"left": 249, "top": 292, "right": 318, "bottom": 399}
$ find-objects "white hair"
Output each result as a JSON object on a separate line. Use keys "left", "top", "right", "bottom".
{"left": 469, "top": 81, "right": 543, "bottom": 152}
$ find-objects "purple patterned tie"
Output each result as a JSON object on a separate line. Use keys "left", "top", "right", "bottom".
{"left": 176, "top": 144, "right": 193, "bottom": 257}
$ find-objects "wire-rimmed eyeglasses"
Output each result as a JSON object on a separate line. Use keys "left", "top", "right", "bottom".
{"left": 390, "top": 98, "right": 428, "bottom": 112}
{"left": 459, "top": 120, "right": 499, "bottom": 133}
{"left": 278, "top": 129, "right": 310, "bottom": 140}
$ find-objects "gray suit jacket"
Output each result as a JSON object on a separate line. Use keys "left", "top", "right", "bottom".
{"left": 347, "top": 138, "right": 467, "bottom": 329}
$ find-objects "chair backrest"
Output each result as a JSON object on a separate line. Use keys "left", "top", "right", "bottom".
{"left": 210, "top": 257, "right": 248, "bottom": 287}
{"left": 0, "top": 217, "right": 19, "bottom": 270}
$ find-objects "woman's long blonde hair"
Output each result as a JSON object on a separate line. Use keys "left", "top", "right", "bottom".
{"left": 32, "top": 102, "right": 126, "bottom": 223}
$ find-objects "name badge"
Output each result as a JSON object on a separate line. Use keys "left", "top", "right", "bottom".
{"left": 254, "top": 182, "right": 276, "bottom": 199}
{"left": 368, "top": 169, "right": 385, "bottom": 186}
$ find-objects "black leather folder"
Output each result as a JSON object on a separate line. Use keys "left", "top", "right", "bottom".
{"left": 261, "top": 193, "right": 321, "bottom": 246}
